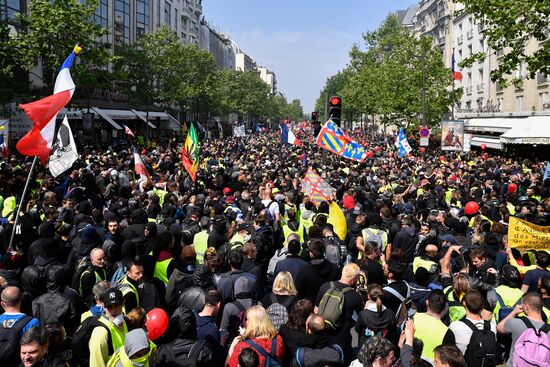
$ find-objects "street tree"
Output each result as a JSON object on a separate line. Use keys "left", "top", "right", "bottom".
{"left": 456, "top": 0, "right": 550, "bottom": 85}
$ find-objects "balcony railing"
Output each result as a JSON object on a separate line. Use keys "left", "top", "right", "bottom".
{"left": 537, "top": 73, "right": 549, "bottom": 85}
{"left": 477, "top": 83, "right": 485, "bottom": 93}
{"left": 466, "top": 86, "right": 473, "bottom": 95}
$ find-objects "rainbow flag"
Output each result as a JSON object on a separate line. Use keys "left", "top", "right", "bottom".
{"left": 182, "top": 122, "right": 199, "bottom": 182}
{"left": 301, "top": 168, "right": 336, "bottom": 205}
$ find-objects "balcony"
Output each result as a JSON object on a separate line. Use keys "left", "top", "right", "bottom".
{"left": 466, "top": 86, "right": 473, "bottom": 95}
{"left": 181, "top": 7, "right": 192, "bottom": 19}
{"left": 467, "top": 30, "right": 473, "bottom": 39}
{"left": 477, "top": 83, "right": 485, "bottom": 93}
{"left": 194, "top": 2, "right": 202, "bottom": 15}
{"left": 457, "top": 35, "right": 463, "bottom": 45}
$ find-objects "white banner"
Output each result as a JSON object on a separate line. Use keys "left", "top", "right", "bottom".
{"left": 49, "top": 116, "right": 78, "bottom": 177}
{"left": 233, "top": 124, "right": 246, "bottom": 137}
{"left": 0, "top": 119, "right": 9, "bottom": 156}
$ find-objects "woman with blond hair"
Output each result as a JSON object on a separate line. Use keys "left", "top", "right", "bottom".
{"left": 261, "top": 271, "right": 298, "bottom": 311}
{"left": 226, "top": 305, "right": 285, "bottom": 367}
{"left": 444, "top": 273, "right": 470, "bottom": 322}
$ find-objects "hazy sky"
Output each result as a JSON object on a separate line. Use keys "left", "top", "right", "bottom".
{"left": 202, "top": 0, "right": 416, "bottom": 113}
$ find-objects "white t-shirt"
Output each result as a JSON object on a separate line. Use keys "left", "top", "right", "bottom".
{"left": 448, "top": 317, "right": 497, "bottom": 354}
{"left": 261, "top": 199, "right": 280, "bottom": 217}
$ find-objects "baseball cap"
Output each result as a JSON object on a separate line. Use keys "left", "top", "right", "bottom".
{"left": 104, "top": 288, "right": 124, "bottom": 307}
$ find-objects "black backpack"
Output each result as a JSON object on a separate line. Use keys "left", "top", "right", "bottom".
{"left": 159, "top": 339, "right": 208, "bottom": 367}
{"left": 461, "top": 318, "right": 499, "bottom": 367}
{"left": 71, "top": 316, "right": 112, "bottom": 367}
{"left": 0, "top": 315, "right": 32, "bottom": 365}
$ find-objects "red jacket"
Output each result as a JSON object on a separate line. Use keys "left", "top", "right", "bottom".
{"left": 227, "top": 335, "right": 285, "bottom": 367}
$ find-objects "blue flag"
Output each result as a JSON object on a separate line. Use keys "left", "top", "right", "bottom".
{"left": 544, "top": 162, "right": 550, "bottom": 181}
{"left": 395, "top": 128, "right": 412, "bottom": 157}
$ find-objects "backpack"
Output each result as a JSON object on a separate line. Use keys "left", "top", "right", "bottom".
{"left": 264, "top": 201, "right": 279, "bottom": 230}
{"left": 158, "top": 339, "right": 209, "bottom": 367}
{"left": 362, "top": 228, "right": 386, "bottom": 252}
{"left": 71, "top": 257, "right": 91, "bottom": 292}
{"left": 293, "top": 344, "right": 344, "bottom": 367}
{"left": 71, "top": 316, "right": 113, "bottom": 367}
{"left": 323, "top": 237, "right": 342, "bottom": 267}
{"left": 513, "top": 317, "right": 550, "bottom": 367}
{"left": 318, "top": 282, "right": 353, "bottom": 329}
{"left": 461, "top": 318, "right": 499, "bottom": 367}
{"left": 383, "top": 282, "right": 413, "bottom": 327}
{"left": 267, "top": 248, "right": 289, "bottom": 280}
{"left": 494, "top": 292, "right": 522, "bottom": 323}
{"left": 244, "top": 339, "right": 281, "bottom": 367}
{"left": 230, "top": 300, "right": 257, "bottom": 340}
{"left": 111, "top": 262, "right": 127, "bottom": 284}
{"left": 266, "top": 294, "right": 293, "bottom": 331}
{"left": 0, "top": 315, "right": 32, "bottom": 365}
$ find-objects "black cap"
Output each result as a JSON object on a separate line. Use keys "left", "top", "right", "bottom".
{"left": 104, "top": 288, "right": 124, "bottom": 307}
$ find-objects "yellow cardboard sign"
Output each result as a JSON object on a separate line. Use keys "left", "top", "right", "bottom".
{"left": 508, "top": 217, "right": 550, "bottom": 249}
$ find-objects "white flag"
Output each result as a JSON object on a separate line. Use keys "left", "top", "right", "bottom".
{"left": 49, "top": 116, "right": 78, "bottom": 177}
{"left": 233, "top": 125, "right": 246, "bottom": 137}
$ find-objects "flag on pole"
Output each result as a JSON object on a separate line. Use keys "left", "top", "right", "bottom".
{"left": 452, "top": 50, "right": 463, "bottom": 81}
{"left": 133, "top": 146, "right": 154, "bottom": 185}
{"left": 301, "top": 168, "right": 336, "bottom": 205}
{"left": 48, "top": 116, "right": 78, "bottom": 177}
{"left": 316, "top": 120, "right": 366, "bottom": 161}
{"left": 182, "top": 122, "right": 199, "bottom": 182}
{"left": 280, "top": 123, "right": 301, "bottom": 146}
{"left": 395, "top": 128, "right": 412, "bottom": 157}
{"left": 123, "top": 124, "right": 135, "bottom": 138}
{"left": 0, "top": 120, "right": 8, "bottom": 157}
{"left": 17, "top": 46, "right": 82, "bottom": 164}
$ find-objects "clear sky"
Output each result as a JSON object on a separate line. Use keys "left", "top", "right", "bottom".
{"left": 202, "top": 0, "right": 416, "bottom": 113}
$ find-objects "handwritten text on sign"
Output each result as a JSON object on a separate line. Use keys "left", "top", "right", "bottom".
{"left": 508, "top": 217, "right": 550, "bottom": 250}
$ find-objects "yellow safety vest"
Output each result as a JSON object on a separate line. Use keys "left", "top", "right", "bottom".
{"left": 106, "top": 340, "right": 156, "bottom": 367}
{"left": 468, "top": 214, "right": 493, "bottom": 228}
{"left": 413, "top": 312, "right": 448, "bottom": 363}
{"left": 79, "top": 268, "right": 107, "bottom": 296}
{"left": 153, "top": 258, "right": 173, "bottom": 286}
{"left": 300, "top": 214, "right": 314, "bottom": 233}
{"left": 194, "top": 231, "right": 209, "bottom": 265}
{"left": 118, "top": 277, "right": 140, "bottom": 312}
{"left": 413, "top": 257, "right": 438, "bottom": 274}
{"left": 444, "top": 286, "right": 466, "bottom": 322}
{"left": 98, "top": 315, "right": 128, "bottom": 359}
{"left": 153, "top": 189, "right": 167, "bottom": 206}
{"left": 493, "top": 285, "right": 524, "bottom": 321}
{"left": 283, "top": 222, "right": 305, "bottom": 244}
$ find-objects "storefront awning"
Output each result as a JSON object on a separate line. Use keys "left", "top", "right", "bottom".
{"left": 130, "top": 109, "right": 157, "bottom": 129}
{"left": 165, "top": 112, "right": 182, "bottom": 126}
{"left": 500, "top": 116, "right": 550, "bottom": 144}
{"left": 91, "top": 107, "right": 122, "bottom": 130}
{"left": 470, "top": 135, "right": 502, "bottom": 150}
{"left": 464, "top": 118, "right": 525, "bottom": 134}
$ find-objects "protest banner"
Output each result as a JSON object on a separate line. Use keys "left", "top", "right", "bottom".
{"left": 508, "top": 217, "right": 550, "bottom": 250}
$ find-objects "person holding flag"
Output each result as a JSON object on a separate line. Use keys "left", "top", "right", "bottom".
{"left": 395, "top": 128, "right": 412, "bottom": 157}
{"left": 182, "top": 122, "right": 200, "bottom": 182}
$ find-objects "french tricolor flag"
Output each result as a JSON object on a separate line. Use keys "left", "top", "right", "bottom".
{"left": 133, "top": 147, "right": 154, "bottom": 185}
{"left": 280, "top": 123, "right": 301, "bottom": 146}
{"left": 17, "top": 46, "right": 81, "bottom": 164}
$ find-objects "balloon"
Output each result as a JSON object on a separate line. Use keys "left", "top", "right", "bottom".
{"left": 366, "top": 150, "right": 374, "bottom": 158}
{"left": 508, "top": 183, "right": 518, "bottom": 194}
{"left": 464, "top": 201, "right": 480, "bottom": 215}
{"left": 374, "top": 146, "right": 380, "bottom": 152}
{"left": 483, "top": 152, "right": 488, "bottom": 159}
{"left": 481, "top": 144, "right": 487, "bottom": 151}
{"left": 146, "top": 308, "right": 169, "bottom": 341}
{"left": 439, "top": 155, "right": 445, "bottom": 161}
{"left": 451, "top": 175, "right": 457, "bottom": 181}
{"left": 388, "top": 151, "right": 393, "bottom": 157}
{"left": 419, "top": 147, "right": 426, "bottom": 154}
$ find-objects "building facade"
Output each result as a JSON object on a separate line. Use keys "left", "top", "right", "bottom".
{"left": 257, "top": 67, "right": 277, "bottom": 95}
{"left": 235, "top": 51, "right": 257, "bottom": 72}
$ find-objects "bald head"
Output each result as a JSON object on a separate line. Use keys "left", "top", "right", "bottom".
{"left": 306, "top": 314, "right": 325, "bottom": 335}
{"left": 1, "top": 286, "right": 22, "bottom": 308}
{"left": 90, "top": 248, "right": 105, "bottom": 267}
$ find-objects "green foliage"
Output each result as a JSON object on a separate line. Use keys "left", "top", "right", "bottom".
{"left": 457, "top": 0, "right": 550, "bottom": 84}
{"left": 317, "top": 14, "right": 458, "bottom": 129}
{"left": 16, "top": 0, "right": 110, "bottom": 94}
{"left": 213, "top": 69, "right": 271, "bottom": 117}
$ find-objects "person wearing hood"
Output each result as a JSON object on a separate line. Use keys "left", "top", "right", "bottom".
{"left": 207, "top": 214, "right": 227, "bottom": 250}
{"left": 388, "top": 215, "right": 418, "bottom": 266}
{"left": 31, "top": 265, "right": 81, "bottom": 335}
{"left": 299, "top": 201, "right": 316, "bottom": 235}
{"left": 282, "top": 208, "right": 305, "bottom": 244}
{"left": 156, "top": 306, "right": 215, "bottom": 366}
{"left": 28, "top": 221, "right": 59, "bottom": 266}
{"left": 122, "top": 209, "right": 148, "bottom": 240}
{"left": 106, "top": 328, "right": 155, "bottom": 367}
{"left": 165, "top": 245, "right": 197, "bottom": 309}
{"left": 294, "top": 239, "right": 341, "bottom": 302}
{"left": 220, "top": 276, "right": 256, "bottom": 343}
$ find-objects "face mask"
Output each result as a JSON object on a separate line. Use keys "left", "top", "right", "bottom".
{"left": 112, "top": 313, "right": 125, "bottom": 327}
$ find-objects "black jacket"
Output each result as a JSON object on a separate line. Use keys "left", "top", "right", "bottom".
{"left": 392, "top": 226, "right": 418, "bottom": 264}
{"left": 355, "top": 306, "right": 399, "bottom": 347}
{"left": 295, "top": 259, "right": 341, "bottom": 302}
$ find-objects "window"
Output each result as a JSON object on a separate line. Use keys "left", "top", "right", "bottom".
{"left": 458, "top": 24, "right": 463, "bottom": 35}
{"left": 516, "top": 62, "right": 526, "bottom": 78}
{"left": 136, "top": 0, "right": 150, "bottom": 39}
{"left": 468, "top": 45, "right": 473, "bottom": 56}
{"left": 165, "top": 1, "right": 171, "bottom": 26}
{"left": 541, "top": 92, "right": 549, "bottom": 110}
{"left": 498, "top": 98, "right": 504, "bottom": 112}
{"left": 156, "top": 0, "right": 160, "bottom": 27}
{"left": 459, "top": 49, "right": 463, "bottom": 61}
{"left": 174, "top": 8, "right": 178, "bottom": 30}
{"left": 517, "top": 96, "right": 524, "bottom": 111}
{"left": 93, "top": 0, "right": 109, "bottom": 41}
{"left": 114, "top": 0, "right": 130, "bottom": 47}
{"left": 478, "top": 69, "right": 484, "bottom": 82}
{"left": 467, "top": 72, "right": 472, "bottom": 86}
{"left": 479, "top": 38, "right": 485, "bottom": 52}
{"left": 1, "top": 0, "right": 21, "bottom": 20}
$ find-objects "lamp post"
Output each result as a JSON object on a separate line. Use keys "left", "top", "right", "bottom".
{"left": 421, "top": 52, "right": 427, "bottom": 127}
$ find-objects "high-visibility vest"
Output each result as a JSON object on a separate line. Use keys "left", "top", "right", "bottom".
{"left": 444, "top": 286, "right": 466, "bottom": 322}
{"left": 413, "top": 257, "right": 438, "bottom": 274}
{"left": 106, "top": 340, "right": 156, "bottom": 367}
{"left": 300, "top": 215, "right": 314, "bottom": 233}
{"left": 98, "top": 315, "right": 128, "bottom": 359}
{"left": 118, "top": 277, "right": 139, "bottom": 312}
{"left": 153, "top": 258, "right": 173, "bottom": 286}
{"left": 493, "top": 285, "right": 524, "bottom": 321}
{"left": 194, "top": 230, "right": 209, "bottom": 264}
{"left": 283, "top": 222, "right": 304, "bottom": 243}
{"left": 413, "top": 312, "right": 448, "bottom": 363}
{"left": 79, "top": 268, "right": 107, "bottom": 296}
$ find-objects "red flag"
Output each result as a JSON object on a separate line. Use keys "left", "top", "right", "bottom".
{"left": 452, "top": 51, "right": 463, "bottom": 81}
{"left": 133, "top": 148, "right": 154, "bottom": 185}
{"left": 123, "top": 124, "right": 135, "bottom": 138}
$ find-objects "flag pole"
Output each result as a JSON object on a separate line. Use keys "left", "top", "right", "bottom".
{"left": 452, "top": 47, "right": 456, "bottom": 121}
{"left": 8, "top": 156, "right": 38, "bottom": 251}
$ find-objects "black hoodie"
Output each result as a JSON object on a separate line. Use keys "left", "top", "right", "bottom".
{"left": 355, "top": 305, "right": 399, "bottom": 347}
{"left": 294, "top": 258, "right": 341, "bottom": 302}
{"left": 392, "top": 226, "right": 418, "bottom": 264}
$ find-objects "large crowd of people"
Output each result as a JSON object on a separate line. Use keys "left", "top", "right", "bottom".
{"left": 0, "top": 127, "right": 549, "bottom": 367}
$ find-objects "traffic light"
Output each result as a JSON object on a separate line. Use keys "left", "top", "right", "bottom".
{"left": 328, "top": 96, "right": 341, "bottom": 126}
{"left": 311, "top": 111, "right": 318, "bottom": 123}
